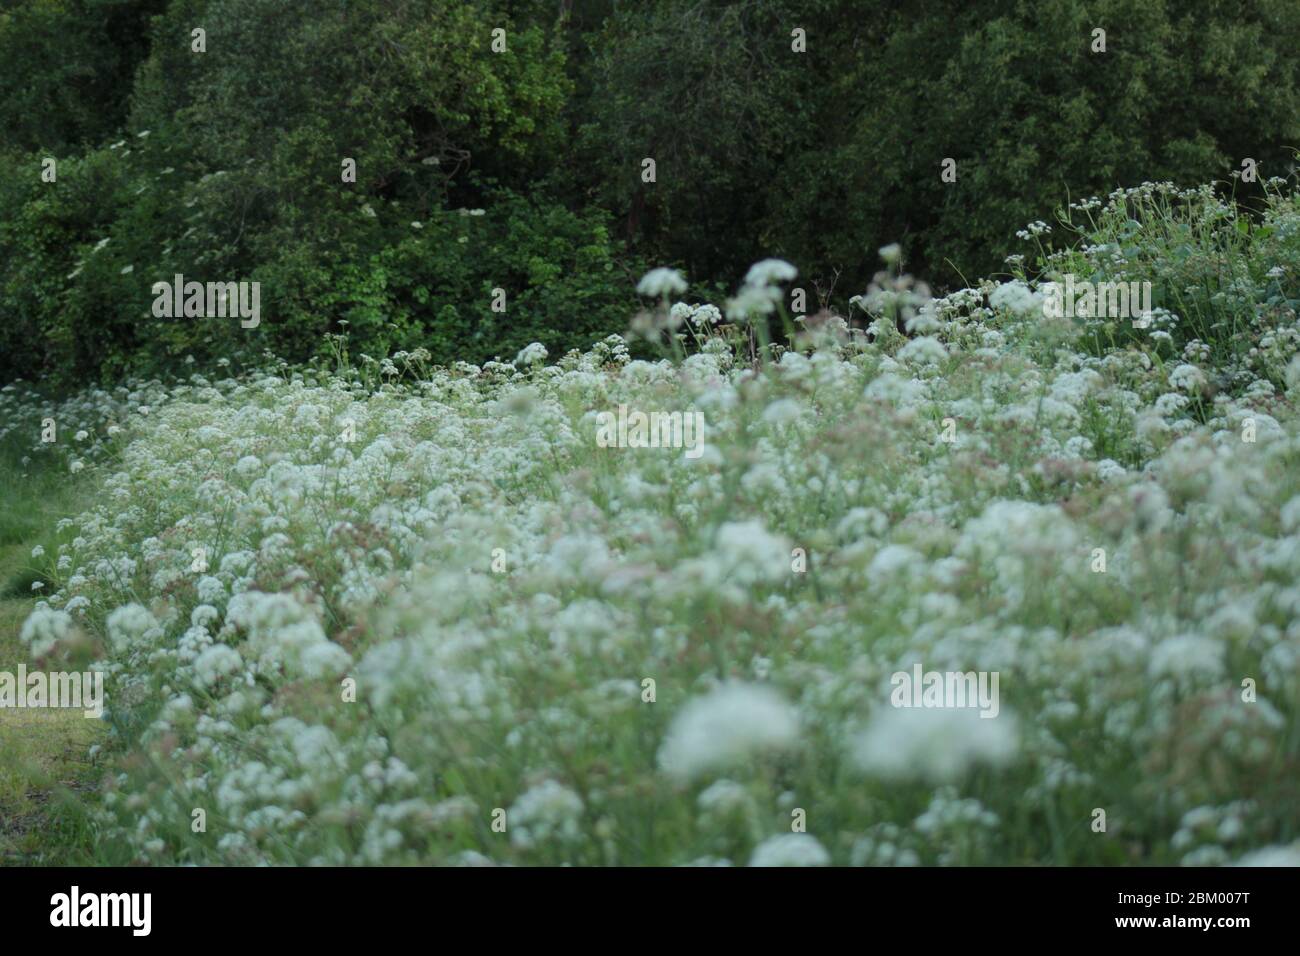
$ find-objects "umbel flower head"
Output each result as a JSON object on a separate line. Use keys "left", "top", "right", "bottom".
{"left": 727, "top": 258, "right": 798, "bottom": 322}
{"left": 658, "top": 681, "right": 799, "bottom": 780}
{"left": 513, "top": 342, "right": 548, "bottom": 367}
{"left": 749, "top": 833, "right": 831, "bottom": 867}
{"left": 636, "top": 267, "right": 688, "bottom": 299}
{"left": 743, "top": 258, "right": 798, "bottom": 288}
{"left": 850, "top": 706, "right": 1019, "bottom": 783}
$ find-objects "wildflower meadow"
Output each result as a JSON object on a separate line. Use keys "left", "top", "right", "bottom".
{"left": 5, "top": 178, "right": 1300, "bottom": 868}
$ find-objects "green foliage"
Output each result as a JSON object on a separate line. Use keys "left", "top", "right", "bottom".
{"left": 371, "top": 187, "right": 639, "bottom": 365}
{"left": 2, "top": 0, "right": 1299, "bottom": 386}
{"left": 0, "top": 0, "right": 166, "bottom": 153}
{"left": 1016, "top": 180, "right": 1300, "bottom": 386}
{"left": 0, "top": 145, "right": 136, "bottom": 384}
{"left": 0, "top": 0, "right": 629, "bottom": 384}
{"left": 766, "top": 0, "right": 1300, "bottom": 290}
{"left": 574, "top": 0, "right": 816, "bottom": 281}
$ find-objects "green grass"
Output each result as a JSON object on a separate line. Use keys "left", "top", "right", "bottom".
{"left": 0, "top": 451, "right": 102, "bottom": 865}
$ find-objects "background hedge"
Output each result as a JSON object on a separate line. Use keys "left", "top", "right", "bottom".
{"left": 2, "top": 0, "right": 1297, "bottom": 385}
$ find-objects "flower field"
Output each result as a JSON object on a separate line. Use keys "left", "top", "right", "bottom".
{"left": 8, "top": 181, "right": 1300, "bottom": 866}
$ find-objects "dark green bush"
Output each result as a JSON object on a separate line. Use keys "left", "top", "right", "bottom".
{"left": 380, "top": 186, "right": 640, "bottom": 365}
{"left": 0, "top": 0, "right": 166, "bottom": 154}
{"left": 2, "top": 0, "right": 1298, "bottom": 386}
{"left": 763, "top": 0, "right": 1300, "bottom": 290}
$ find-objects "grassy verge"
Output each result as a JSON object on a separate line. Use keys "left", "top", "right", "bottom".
{"left": 0, "top": 453, "right": 101, "bottom": 865}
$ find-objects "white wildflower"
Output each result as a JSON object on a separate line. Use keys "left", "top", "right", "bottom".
{"left": 659, "top": 682, "right": 799, "bottom": 780}
{"left": 749, "top": 833, "right": 830, "bottom": 867}
{"left": 851, "top": 707, "right": 1019, "bottom": 783}
{"left": 637, "top": 268, "right": 688, "bottom": 298}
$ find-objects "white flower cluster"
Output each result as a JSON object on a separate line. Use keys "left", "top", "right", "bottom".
{"left": 15, "top": 183, "right": 1300, "bottom": 865}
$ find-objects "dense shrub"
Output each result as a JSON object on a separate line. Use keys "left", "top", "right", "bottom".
{"left": 574, "top": 0, "right": 818, "bottom": 282}
{"left": 0, "top": 0, "right": 629, "bottom": 385}
{"left": 0, "top": 151, "right": 638, "bottom": 383}
{"left": 0, "top": 146, "right": 137, "bottom": 384}
{"left": 3, "top": 0, "right": 1299, "bottom": 386}
{"left": 762, "top": 0, "right": 1300, "bottom": 290}
{"left": 0, "top": 0, "right": 166, "bottom": 153}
